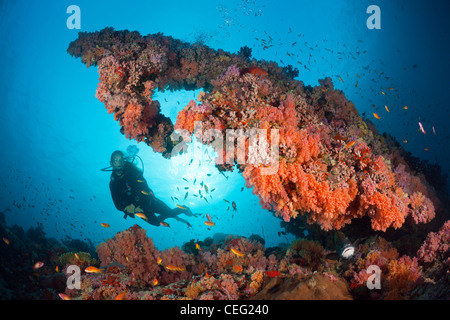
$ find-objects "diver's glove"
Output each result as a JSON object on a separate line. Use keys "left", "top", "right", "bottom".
{"left": 123, "top": 204, "right": 136, "bottom": 219}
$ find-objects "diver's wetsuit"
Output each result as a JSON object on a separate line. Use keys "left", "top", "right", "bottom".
{"left": 109, "top": 161, "right": 191, "bottom": 226}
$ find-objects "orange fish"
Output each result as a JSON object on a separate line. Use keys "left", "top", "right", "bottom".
{"left": 233, "top": 265, "right": 243, "bottom": 273}
{"left": 385, "top": 105, "right": 390, "bottom": 113}
{"left": 240, "top": 67, "right": 268, "bottom": 77}
{"left": 141, "top": 190, "right": 149, "bottom": 195}
{"left": 152, "top": 278, "right": 158, "bottom": 286}
{"left": 195, "top": 243, "right": 202, "bottom": 251}
{"left": 157, "top": 257, "right": 162, "bottom": 265}
{"left": 345, "top": 141, "right": 356, "bottom": 148}
{"left": 403, "top": 106, "right": 408, "bottom": 110}
{"left": 206, "top": 213, "right": 213, "bottom": 222}
{"left": 85, "top": 266, "right": 103, "bottom": 274}
{"left": 232, "top": 201, "right": 237, "bottom": 211}
{"left": 373, "top": 113, "right": 381, "bottom": 120}
{"left": 58, "top": 293, "right": 71, "bottom": 300}
{"left": 338, "top": 76, "right": 344, "bottom": 82}
{"left": 101, "top": 223, "right": 110, "bottom": 228}
{"left": 231, "top": 248, "right": 245, "bottom": 257}
{"left": 115, "top": 292, "right": 126, "bottom": 300}
{"left": 74, "top": 253, "right": 81, "bottom": 261}
{"left": 135, "top": 212, "right": 147, "bottom": 220}
{"left": 165, "top": 265, "right": 184, "bottom": 271}
{"left": 2, "top": 237, "right": 10, "bottom": 245}
{"left": 424, "top": 147, "right": 429, "bottom": 151}
{"left": 403, "top": 139, "right": 408, "bottom": 143}
{"left": 381, "top": 91, "right": 385, "bottom": 95}
{"left": 160, "top": 221, "right": 170, "bottom": 227}
{"left": 175, "top": 204, "right": 187, "bottom": 210}
{"left": 204, "top": 221, "right": 215, "bottom": 227}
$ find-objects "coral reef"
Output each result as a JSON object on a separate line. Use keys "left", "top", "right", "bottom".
{"left": 68, "top": 28, "right": 438, "bottom": 233}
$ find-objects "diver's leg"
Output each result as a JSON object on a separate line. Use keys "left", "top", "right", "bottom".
{"left": 143, "top": 212, "right": 160, "bottom": 226}
{"left": 153, "top": 198, "right": 192, "bottom": 219}
{"left": 153, "top": 198, "right": 192, "bottom": 226}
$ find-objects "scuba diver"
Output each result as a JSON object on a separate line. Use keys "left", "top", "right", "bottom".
{"left": 104, "top": 147, "right": 194, "bottom": 228}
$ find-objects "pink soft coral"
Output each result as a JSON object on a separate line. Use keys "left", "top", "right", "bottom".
{"left": 96, "top": 225, "right": 160, "bottom": 287}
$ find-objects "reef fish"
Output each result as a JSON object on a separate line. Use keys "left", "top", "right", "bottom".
{"left": 204, "top": 221, "right": 215, "bottom": 227}
{"left": 264, "top": 270, "right": 281, "bottom": 278}
{"left": 135, "top": 212, "right": 148, "bottom": 220}
{"left": 231, "top": 248, "right": 245, "bottom": 257}
{"left": 85, "top": 266, "right": 103, "bottom": 274}
{"left": 32, "top": 262, "right": 44, "bottom": 270}
{"left": 239, "top": 67, "right": 269, "bottom": 77}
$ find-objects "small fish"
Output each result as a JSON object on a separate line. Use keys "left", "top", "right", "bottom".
{"left": 403, "top": 106, "right": 408, "bottom": 110}
{"left": 345, "top": 141, "right": 356, "bottom": 148}
{"left": 152, "top": 278, "right": 158, "bottom": 286}
{"left": 58, "top": 293, "right": 71, "bottom": 300}
{"left": 373, "top": 113, "right": 381, "bottom": 120}
{"left": 55, "top": 266, "right": 59, "bottom": 272}
{"left": 264, "top": 270, "right": 281, "bottom": 278}
{"left": 418, "top": 122, "right": 426, "bottom": 134}
{"left": 74, "top": 253, "right": 81, "bottom": 261}
{"left": 135, "top": 212, "right": 148, "bottom": 220}
{"left": 177, "top": 266, "right": 186, "bottom": 272}
{"left": 233, "top": 265, "right": 243, "bottom": 273}
{"left": 381, "top": 91, "right": 385, "bottom": 95}
{"left": 403, "top": 139, "right": 408, "bottom": 144}
{"left": 115, "top": 292, "right": 126, "bottom": 300}
{"left": 232, "top": 201, "right": 237, "bottom": 211}
{"left": 176, "top": 204, "right": 187, "bottom": 210}
{"left": 137, "top": 180, "right": 144, "bottom": 183}
{"left": 157, "top": 257, "right": 162, "bottom": 265}
{"left": 85, "top": 266, "right": 103, "bottom": 274}
{"left": 101, "top": 223, "right": 110, "bottom": 228}
{"left": 338, "top": 76, "right": 344, "bottom": 82}
{"left": 231, "top": 248, "right": 245, "bottom": 257}
{"left": 204, "top": 221, "right": 215, "bottom": 227}
{"left": 239, "top": 67, "right": 269, "bottom": 77}
{"left": 165, "top": 265, "right": 182, "bottom": 271}
{"left": 184, "top": 191, "right": 188, "bottom": 200}
{"left": 2, "top": 237, "right": 10, "bottom": 245}
{"left": 432, "top": 126, "right": 436, "bottom": 135}
{"left": 160, "top": 221, "right": 170, "bottom": 227}
{"left": 385, "top": 105, "right": 390, "bottom": 113}
{"left": 33, "top": 262, "right": 44, "bottom": 270}
{"left": 424, "top": 147, "right": 429, "bottom": 151}
{"left": 195, "top": 243, "right": 202, "bottom": 251}
{"left": 141, "top": 190, "right": 149, "bottom": 195}
{"left": 206, "top": 213, "right": 213, "bottom": 222}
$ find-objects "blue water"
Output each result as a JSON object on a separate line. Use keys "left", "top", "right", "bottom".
{"left": 0, "top": 0, "right": 448, "bottom": 250}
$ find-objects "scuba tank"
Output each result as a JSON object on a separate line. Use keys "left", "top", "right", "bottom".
{"left": 334, "top": 231, "right": 355, "bottom": 259}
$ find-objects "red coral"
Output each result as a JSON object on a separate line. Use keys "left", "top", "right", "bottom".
{"left": 417, "top": 220, "right": 450, "bottom": 264}
{"left": 69, "top": 29, "right": 438, "bottom": 232}
{"left": 96, "top": 225, "right": 160, "bottom": 287}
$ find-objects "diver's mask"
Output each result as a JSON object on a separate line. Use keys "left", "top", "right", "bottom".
{"left": 101, "top": 146, "right": 144, "bottom": 174}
